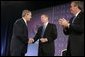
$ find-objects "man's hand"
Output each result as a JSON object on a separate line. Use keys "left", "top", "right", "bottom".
{"left": 40, "top": 38, "right": 48, "bottom": 43}
{"left": 58, "top": 18, "right": 70, "bottom": 28}
{"left": 28, "top": 38, "right": 34, "bottom": 44}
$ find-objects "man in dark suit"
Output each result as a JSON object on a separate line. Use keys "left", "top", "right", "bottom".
{"left": 29, "top": 14, "right": 57, "bottom": 56}
{"left": 59, "top": 1, "right": 84, "bottom": 56}
{"left": 10, "top": 9, "right": 32, "bottom": 56}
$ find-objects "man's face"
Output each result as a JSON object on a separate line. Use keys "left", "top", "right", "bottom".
{"left": 41, "top": 15, "right": 48, "bottom": 23}
{"left": 26, "top": 12, "right": 32, "bottom": 21}
{"left": 70, "top": 2, "right": 78, "bottom": 15}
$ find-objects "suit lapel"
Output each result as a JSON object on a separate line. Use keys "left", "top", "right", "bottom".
{"left": 71, "top": 12, "right": 82, "bottom": 24}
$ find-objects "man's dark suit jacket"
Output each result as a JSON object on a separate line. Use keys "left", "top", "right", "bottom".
{"left": 10, "top": 19, "right": 28, "bottom": 56}
{"left": 63, "top": 12, "right": 84, "bottom": 56}
{"left": 34, "top": 23, "right": 57, "bottom": 56}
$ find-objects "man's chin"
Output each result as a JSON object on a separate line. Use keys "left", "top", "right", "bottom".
{"left": 27, "top": 19, "right": 30, "bottom": 21}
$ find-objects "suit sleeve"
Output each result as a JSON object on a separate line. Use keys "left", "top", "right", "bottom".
{"left": 63, "top": 22, "right": 84, "bottom": 35}
{"left": 13, "top": 22, "right": 28, "bottom": 44}
{"left": 63, "top": 14, "right": 84, "bottom": 35}
{"left": 63, "top": 27, "right": 69, "bottom": 35}
{"left": 33, "top": 28, "right": 41, "bottom": 43}
{"left": 47, "top": 24, "right": 57, "bottom": 43}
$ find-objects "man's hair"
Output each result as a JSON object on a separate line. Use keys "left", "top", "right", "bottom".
{"left": 22, "top": 9, "right": 31, "bottom": 17}
{"left": 72, "top": 1, "right": 84, "bottom": 12}
{"left": 41, "top": 14, "right": 49, "bottom": 18}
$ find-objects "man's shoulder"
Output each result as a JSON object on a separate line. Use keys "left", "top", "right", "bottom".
{"left": 14, "top": 18, "right": 23, "bottom": 24}
{"left": 14, "top": 18, "right": 24, "bottom": 26}
{"left": 78, "top": 12, "right": 84, "bottom": 17}
{"left": 48, "top": 23, "right": 56, "bottom": 26}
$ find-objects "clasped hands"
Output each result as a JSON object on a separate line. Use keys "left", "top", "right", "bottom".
{"left": 58, "top": 18, "right": 70, "bottom": 28}
{"left": 28, "top": 38, "right": 48, "bottom": 44}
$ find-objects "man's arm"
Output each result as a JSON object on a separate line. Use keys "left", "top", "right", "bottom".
{"left": 45, "top": 24, "right": 57, "bottom": 43}
{"left": 13, "top": 22, "right": 28, "bottom": 44}
{"left": 33, "top": 27, "right": 41, "bottom": 43}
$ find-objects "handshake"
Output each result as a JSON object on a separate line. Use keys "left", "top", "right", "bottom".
{"left": 28, "top": 38, "right": 48, "bottom": 44}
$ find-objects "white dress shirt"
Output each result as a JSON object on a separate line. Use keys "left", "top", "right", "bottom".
{"left": 43, "top": 22, "right": 48, "bottom": 29}
{"left": 22, "top": 17, "right": 27, "bottom": 26}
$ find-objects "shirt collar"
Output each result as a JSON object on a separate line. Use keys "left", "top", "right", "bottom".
{"left": 43, "top": 22, "right": 48, "bottom": 28}
{"left": 22, "top": 17, "right": 27, "bottom": 25}
{"left": 75, "top": 10, "right": 81, "bottom": 17}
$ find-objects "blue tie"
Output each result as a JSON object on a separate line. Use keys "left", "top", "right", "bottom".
{"left": 41, "top": 26, "right": 45, "bottom": 37}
